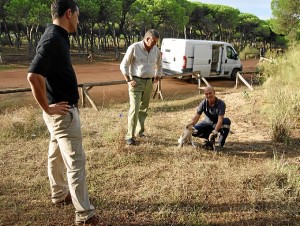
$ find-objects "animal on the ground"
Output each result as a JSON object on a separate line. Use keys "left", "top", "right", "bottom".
{"left": 178, "top": 124, "right": 197, "bottom": 148}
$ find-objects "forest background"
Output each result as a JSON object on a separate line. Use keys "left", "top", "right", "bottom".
{"left": 1, "top": 0, "right": 300, "bottom": 225}
{"left": 0, "top": 0, "right": 299, "bottom": 58}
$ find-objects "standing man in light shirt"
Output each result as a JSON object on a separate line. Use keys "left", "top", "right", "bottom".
{"left": 120, "top": 29, "right": 162, "bottom": 145}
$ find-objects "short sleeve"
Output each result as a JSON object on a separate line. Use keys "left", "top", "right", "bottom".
{"left": 28, "top": 34, "right": 57, "bottom": 77}
{"left": 218, "top": 101, "right": 226, "bottom": 115}
{"left": 196, "top": 100, "right": 205, "bottom": 115}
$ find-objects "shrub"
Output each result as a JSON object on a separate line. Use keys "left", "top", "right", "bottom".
{"left": 260, "top": 45, "right": 300, "bottom": 143}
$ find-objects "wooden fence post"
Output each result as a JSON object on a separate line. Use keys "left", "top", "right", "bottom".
{"left": 82, "top": 85, "right": 99, "bottom": 111}
{"left": 235, "top": 72, "right": 254, "bottom": 91}
{"left": 80, "top": 86, "right": 86, "bottom": 107}
{"left": 153, "top": 79, "right": 163, "bottom": 100}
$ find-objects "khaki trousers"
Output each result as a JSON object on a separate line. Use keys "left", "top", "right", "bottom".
{"left": 126, "top": 77, "right": 153, "bottom": 139}
{"left": 43, "top": 108, "right": 95, "bottom": 223}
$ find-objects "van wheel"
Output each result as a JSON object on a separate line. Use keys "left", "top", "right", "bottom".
{"left": 230, "top": 69, "right": 238, "bottom": 80}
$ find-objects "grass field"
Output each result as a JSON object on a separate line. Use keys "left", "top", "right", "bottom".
{"left": 1, "top": 45, "right": 300, "bottom": 225}
{"left": 1, "top": 88, "right": 300, "bottom": 226}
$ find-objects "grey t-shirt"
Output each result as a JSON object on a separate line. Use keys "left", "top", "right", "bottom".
{"left": 196, "top": 98, "right": 226, "bottom": 124}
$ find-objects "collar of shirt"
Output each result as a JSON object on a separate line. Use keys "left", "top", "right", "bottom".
{"left": 49, "top": 24, "right": 69, "bottom": 40}
{"left": 205, "top": 98, "right": 219, "bottom": 110}
{"left": 121, "top": 41, "right": 162, "bottom": 78}
{"left": 141, "top": 40, "right": 151, "bottom": 52}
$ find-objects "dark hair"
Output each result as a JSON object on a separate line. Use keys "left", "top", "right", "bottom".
{"left": 51, "top": 0, "right": 78, "bottom": 19}
{"left": 144, "top": 29, "right": 160, "bottom": 39}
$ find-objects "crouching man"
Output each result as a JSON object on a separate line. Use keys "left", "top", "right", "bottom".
{"left": 189, "top": 86, "right": 231, "bottom": 150}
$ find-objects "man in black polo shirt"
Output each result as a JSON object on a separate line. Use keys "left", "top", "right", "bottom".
{"left": 27, "top": 0, "right": 100, "bottom": 225}
{"left": 190, "top": 86, "right": 231, "bottom": 150}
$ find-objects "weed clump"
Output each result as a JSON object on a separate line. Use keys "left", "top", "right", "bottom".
{"left": 0, "top": 107, "right": 47, "bottom": 140}
{"left": 260, "top": 45, "right": 300, "bottom": 144}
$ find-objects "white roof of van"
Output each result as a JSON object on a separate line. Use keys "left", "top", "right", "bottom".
{"left": 162, "top": 38, "right": 230, "bottom": 45}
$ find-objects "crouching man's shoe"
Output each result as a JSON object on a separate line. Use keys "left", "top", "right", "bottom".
{"left": 214, "top": 142, "right": 223, "bottom": 152}
{"left": 202, "top": 140, "right": 214, "bottom": 150}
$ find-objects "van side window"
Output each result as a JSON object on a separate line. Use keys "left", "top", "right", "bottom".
{"left": 226, "top": 46, "right": 236, "bottom": 59}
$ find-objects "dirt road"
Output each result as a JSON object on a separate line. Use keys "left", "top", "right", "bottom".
{"left": 0, "top": 59, "right": 259, "bottom": 107}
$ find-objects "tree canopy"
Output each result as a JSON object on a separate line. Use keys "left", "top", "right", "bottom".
{"left": 271, "top": 0, "right": 300, "bottom": 40}
{"left": 0, "top": 0, "right": 290, "bottom": 54}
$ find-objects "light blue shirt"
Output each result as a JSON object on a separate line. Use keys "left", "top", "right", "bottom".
{"left": 120, "top": 41, "right": 162, "bottom": 78}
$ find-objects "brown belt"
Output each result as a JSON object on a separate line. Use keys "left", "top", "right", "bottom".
{"left": 132, "top": 76, "right": 152, "bottom": 80}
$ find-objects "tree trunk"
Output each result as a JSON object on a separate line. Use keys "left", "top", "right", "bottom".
{"left": 14, "top": 23, "right": 21, "bottom": 50}
{"left": 4, "top": 22, "right": 13, "bottom": 46}
{"left": 109, "top": 23, "right": 119, "bottom": 60}
{"left": 90, "top": 23, "right": 94, "bottom": 53}
{"left": 28, "top": 25, "right": 35, "bottom": 57}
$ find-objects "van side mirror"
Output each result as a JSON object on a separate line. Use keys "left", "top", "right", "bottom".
{"left": 234, "top": 53, "right": 239, "bottom": 60}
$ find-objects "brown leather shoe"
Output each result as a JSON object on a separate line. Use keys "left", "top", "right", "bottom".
{"left": 76, "top": 215, "right": 106, "bottom": 226}
{"left": 55, "top": 193, "right": 72, "bottom": 206}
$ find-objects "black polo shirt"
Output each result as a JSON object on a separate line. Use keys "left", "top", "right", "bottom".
{"left": 28, "top": 24, "right": 79, "bottom": 105}
{"left": 196, "top": 98, "right": 226, "bottom": 124}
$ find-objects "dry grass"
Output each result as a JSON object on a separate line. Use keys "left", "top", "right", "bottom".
{"left": 1, "top": 89, "right": 300, "bottom": 226}
{"left": 258, "top": 45, "right": 300, "bottom": 144}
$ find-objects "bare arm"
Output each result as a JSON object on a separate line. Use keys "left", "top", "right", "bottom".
{"left": 214, "top": 115, "right": 224, "bottom": 133}
{"left": 154, "top": 47, "right": 162, "bottom": 83}
{"left": 27, "top": 73, "right": 69, "bottom": 115}
{"left": 120, "top": 46, "right": 137, "bottom": 87}
{"left": 190, "top": 113, "right": 201, "bottom": 125}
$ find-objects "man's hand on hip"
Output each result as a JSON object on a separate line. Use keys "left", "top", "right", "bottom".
{"left": 47, "top": 101, "right": 70, "bottom": 115}
{"left": 127, "top": 80, "right": 137, "bottom": 87}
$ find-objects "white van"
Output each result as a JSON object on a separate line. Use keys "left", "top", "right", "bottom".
{"left": 161, "top": 38, "right": 242, "bottom": 80}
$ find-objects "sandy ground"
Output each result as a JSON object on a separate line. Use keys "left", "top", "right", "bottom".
{"left": 0, "top": 58, "right": 259, "bottom": 107}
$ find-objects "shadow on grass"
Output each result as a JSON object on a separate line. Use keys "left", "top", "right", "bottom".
{"left": 90, "top": 199, "right": 300, "bottom": 226}
{"left": 225, "top": 138, "right": 300, "bottom": 159}
{"left": 2, "top": 180, "right": 299, "bottom": 226}
{"left": 154, "top": 135, "right": 300, "bottom": 160}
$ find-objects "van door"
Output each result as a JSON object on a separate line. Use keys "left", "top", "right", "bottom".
{"left": 223, "top": 45, "right": 239, "bottom": 76}
{"left": 193, "top": 44, "right": 212, "bottom": 77}
{"left": 161, "top": 40, "right": 184, "bottom": 74}
{"left": 211, "top": 45, "right": 223, "bottom": 75}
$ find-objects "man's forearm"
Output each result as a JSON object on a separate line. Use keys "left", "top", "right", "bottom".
{"left": 190, "top": 113, "right": 200, "bottom": 125}
{"left": 214, "top": 116, "right": 224, "bottom": 132}
{"left": 123, "top": 74, "right": 131, "bottom": 82}
{"left": 27, "top": 73, "right": 50, "bottom": 113}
